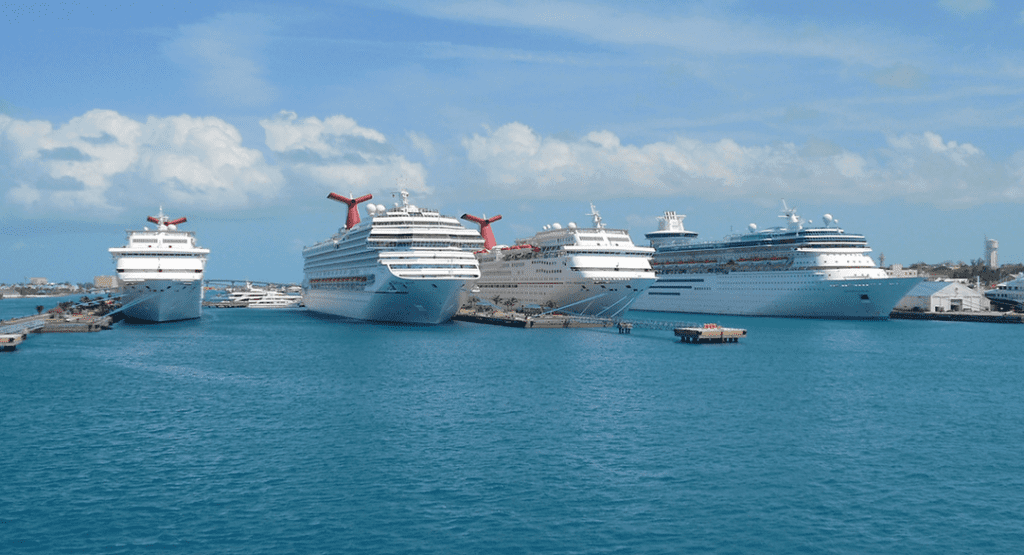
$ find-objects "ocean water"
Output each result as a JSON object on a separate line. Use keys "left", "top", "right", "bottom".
{"left": 2, "top": 297, "right": 1023, "bottom": 554}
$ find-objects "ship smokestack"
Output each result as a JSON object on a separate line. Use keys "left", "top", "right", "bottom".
{"left": 461, "top": 213, "right": 502, "bottom": 250}
{"left": 328, "top": 193, "right": 374, "bottom": 229}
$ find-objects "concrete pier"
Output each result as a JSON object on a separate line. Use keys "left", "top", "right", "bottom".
{"left": 890, "top": 310, "right": 1024, "bottom": 324}
{"left": 675, "top": 323, "right": 747, "bottom": 344}
{"left": 1, "top": 333, "right": 28, "bottom": 351}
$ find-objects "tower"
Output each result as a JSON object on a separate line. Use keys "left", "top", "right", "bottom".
{"left": 985, "top": 237, "right": 998, "bottom": 269}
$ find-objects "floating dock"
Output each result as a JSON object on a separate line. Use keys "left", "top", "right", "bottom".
{"left": 675, "top": 323, "right": 747, "bottom": 344}
{"left": 1, "top": 333, "right": 28, "bottom": 351}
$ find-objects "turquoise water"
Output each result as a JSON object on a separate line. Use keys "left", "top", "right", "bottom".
{"left": 2, "top": 297, "right": 1023, "bottom": 553}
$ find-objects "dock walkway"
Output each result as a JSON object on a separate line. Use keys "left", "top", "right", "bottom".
{"left": 453, "top": 310, "right": 699, "bottom": 331}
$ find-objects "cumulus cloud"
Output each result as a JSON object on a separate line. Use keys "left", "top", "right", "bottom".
{"left": 463, "top": 123, "right": 1023, "bottom": 208}
{"left": 0, "top": 110, "right": 283, "bottom": 216}
{"left": 260, "top": 111, "right": 428, "bottom": 195}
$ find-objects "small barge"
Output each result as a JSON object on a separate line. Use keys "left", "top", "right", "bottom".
{"left": 675, "top": 323, "right": 746, "bottom": 344}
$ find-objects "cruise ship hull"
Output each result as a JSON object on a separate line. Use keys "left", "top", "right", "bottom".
{"left": 472, "top": 275, "right": 655, "bottom": 317}
{"left": 304, "top": 276, "right": 465, "bottom": 325}
{"left": 120, "top": 279, "right": 203, "bottom": 322}
{"left": 630, "top": 272, "right": 922, "bottom": 319}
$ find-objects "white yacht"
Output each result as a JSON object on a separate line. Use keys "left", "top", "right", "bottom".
{"left": 629, "top": 202, "right": 922, "bottom": 319}
{"left": 228, "top": 284, "right": 303, "bottom": 308}
{"left": 109, "top": 209, "right": 209, "bottom": 322}
{"left": 985, "top": 274, "right": 1024, "bottom": 310}
{"left": 302, "top": 190, "right": 483, "bottom": 324}
{"left": 464, "top": 204, "right": 656, "bottom": 317}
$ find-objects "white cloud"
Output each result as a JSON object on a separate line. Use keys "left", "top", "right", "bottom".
{"left": 871, "top": 63, "right": 929, "bottom": 89}
{"left": 463, "top": 123, "right": 1023, "bottom": 208}
{"left": 163, "top": 13, "right": 277, "bottom": 106}
{"left": 0, "top": 110, "right": 284, "bottom": 216}
{"left": 407, "top": 131, "right": 436, "bottom": 158}
{"left": 260, "top": 111, "right": 429, "bottom": 195}
{"left": 412, "top": 1, "right": 911, "bottom": 66}
{"left": 937, "top": 0, "right": 993, "bottom": 16}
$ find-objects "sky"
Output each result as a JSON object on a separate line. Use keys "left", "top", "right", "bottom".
{"left": 2, "top": 0, "right": 1023, "bottom": 284}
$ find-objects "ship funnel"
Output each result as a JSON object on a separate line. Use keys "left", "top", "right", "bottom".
{"left": 461, "top": 213, "right": 502, "bottom": 250}
{"left": 146, "top": 211, "right": 186, "bottom": 229}
{"left": 328, "top": 192, "right": 374, "bottom": 229}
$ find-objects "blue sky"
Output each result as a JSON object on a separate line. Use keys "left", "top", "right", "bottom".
{"left": 2, "top": 0, "right": 1023, "bottom": 284}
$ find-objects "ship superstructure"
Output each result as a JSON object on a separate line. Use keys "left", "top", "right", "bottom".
{"left": 465, "top": 204, "right": 656, "bottom": 317}
{"left": 629, "top": 202, "right": 922, "bottom": 319}
{"left": 109, "top": 209, "right": 209, "bottom": 322}
{"left": 985, "top": 274, "right": 1024, "bottom": 311}
{"left": 302, "top": 190, "right": 483, "bottom": 324}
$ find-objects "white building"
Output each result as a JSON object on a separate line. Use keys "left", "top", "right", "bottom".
{"left": 93, "top": 275, "right": 119, "bottom": 289}
{"left": 895, "top": 280, "right": 991, "bottom": 312}
{"left": 886, "top": 264, "right": 919, "bottom": 278}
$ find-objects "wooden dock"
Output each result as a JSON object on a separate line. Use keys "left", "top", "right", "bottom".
{"left": 674, "top": 323, "right": 747, "bottom": 344}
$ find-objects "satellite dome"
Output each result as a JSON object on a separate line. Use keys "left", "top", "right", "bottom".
{"left": 823, "top": 214, "right": 834, "bottom": 226}
{"left": 552, "top": 223, "right": 562, "bottom": 230}
{"left": 568, "top": 222, "right": 577, "bottom": 229}
{"left": 748, "top": 223, "right": 757, "bottom": 233}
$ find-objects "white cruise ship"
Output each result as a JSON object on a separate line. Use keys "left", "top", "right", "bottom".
{"left": 463, "top": 204, "right": 656, "bottom": 317}
{"left": 985, "top": 274, "right": 1024, "bottom": 310}
{"left": 629, "top": 203, "right": 922, "bottom": 319}
{"left": 109, "top": 209, "right": 210, "bottom": 322}
{"left": 302, "top": 190, "right": 483, "bottom": 324}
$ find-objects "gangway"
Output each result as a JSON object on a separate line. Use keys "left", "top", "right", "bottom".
{"left": 0, "top": 318, "right": 46, "bottom": 335}
{"left": 104, "top": 291, "right": 159, "bottom": 317}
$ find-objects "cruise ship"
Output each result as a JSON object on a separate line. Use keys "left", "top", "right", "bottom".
{"left": 629, "top": 203, "right": 922, "bottom": 319}
{"left": 985, "top": 274, "right": 1024, "bottom": 310}
{"left": 463, "top": 204, "right": 656, "bottom": 317}
{"left": 302, "top": 190, "right": 483, "bottom": 324}
{"left": 109, "top": 209, "right": 210, "bottom": 322}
